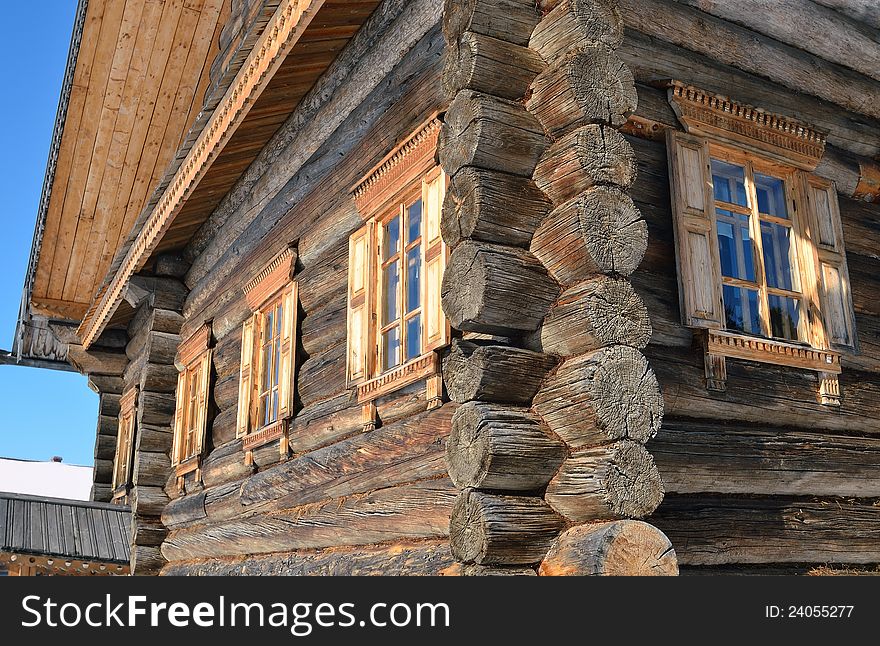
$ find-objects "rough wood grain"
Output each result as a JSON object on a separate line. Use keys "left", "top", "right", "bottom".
{"left": 539, "top": 520, "right": 678, "bottom": 575}
{"left": 527, "top": 47, "right": 637, "bottom": 135}
{"left": 444, "top": 31, "right": 545, "bottom": 101}
{"left": 439, "top": 90, "right": 549, "bottom": 178}
{"left": 447, "top": 402, "right": 566, "bottom": 490}
{"left": 443, "top": 0, "right": 541, "bottom": 47}
{"left": 442, "top": 167, "right": 551, "bottom": 249}
{"left": 533, "top": 345, "right": 664, "bottom": 448}
{"left": 533, "top": 125, "right": 636, "bottom": 204}
{"left": 545, "top": 441, "right": 664, "bottom": 521}
{"left": 443, "top": 340, "right": 558, "bottom": 404}
{"left": 531, "top": 0, "right": 624, "bottom": 62}
{"left": 442, "top": 240, "right": 559, "bottom": 335}
{"left": 449, "top": 489, "right": 566, "bottom": 565}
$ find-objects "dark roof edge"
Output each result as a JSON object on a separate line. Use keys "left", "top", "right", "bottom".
{"left": 0, "top": 491, "right": 129, "bottom": 513}
{"left": 13, "top": 0, "right": 90, "bottom": 356}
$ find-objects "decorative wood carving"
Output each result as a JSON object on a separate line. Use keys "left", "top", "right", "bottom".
{"left": 176, "top": 323, "right": 212, "bottom": 370}
{"left": 242, "top": 419, "right": 288, "bottom": 452}
{"left": 818, "top": 372, "right": 841, "bottom": 407}
{"left": 352, "top": 115, "right": 443, "bottom": 218}
{"left": 666, "top": 81, "right": 826, "bottom": 170}
{"left": 356, "top": 352, "right": 441, "bottom": 404}
{"left": 78, "top": 0, "right": 324, "bottom": 349}
{"left": 243, "top": 246, "right": 297, "bottom": 310}
{"left": 361, "top": 401, "right": 378, "bottom": 433}
{"left": 853, "top": 161, "right": 880, "bottom": 203}
{"left": 704, "top": 352, "right": 727, "bottom": 392}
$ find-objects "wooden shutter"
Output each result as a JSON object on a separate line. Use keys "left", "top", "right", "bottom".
{"left": 347, "top": 222, "right": 375, "bottom": 386}
{"left": 195, "top": 349, "right": 212, "bottom": 456}
{"left": 804, "top": 177, "right": 858, "bottom": 352}
{"left": 236, "top": 315, "right": 258, "bottom": 438}
{"left": 666, "top": 130, "right": 724, "bottom": 329}
{"left": 278, "top": 283, "right": 299, "bottom": 418}
{"left": 422, "top": 168, "right": 450, "bottom": 350}
{"left": 171, "top": 370, "right": 187, "bottom": 465}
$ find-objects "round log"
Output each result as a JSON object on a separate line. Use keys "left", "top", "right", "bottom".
{"left": 442, "top": 240, "right": 559, "bottom": 335}
{"left": 443, "top": 32, "right": 545, "bottom": 101}
{"left": 532, "top": 345, "right": 664, "bottom": 448}
{"left": 443, "top": 0, "right": 542, "bottom": 47}
{"left": 450, "top": 489, "right": 566, "bottom": 565}
{"left": 460, "top": 564, "right": 537, "bottom": 576}
{"left": 442, "top": 168, "right": 551, "bottom": 250}
{"left": 539, "top": 520, "right": 679, "bottom": 576}
{"left": 527, "top": 275, "right": 652, "bottom": 356}
{"left": 447, "top": 401, "right": 567, "bottom": 490}
{"left": 442, "top": 340, "right": 558, "bottom": 405}
{"left": 531, "top": 0, "right": 624, "bottom": 63}
{"left": 530, "top": 187, "right": 647, "bottom": 283}
{"left": 545, "top": 441, "right": 665, "bottom": 521}
{"left": 527, "top": 47, "right": 637, "bottom": 135}
{"left": 438, "top": 90, "right": 549, "bottom": 178}
{"left": 533, "top": 125, "right": 636, "bottom": 204}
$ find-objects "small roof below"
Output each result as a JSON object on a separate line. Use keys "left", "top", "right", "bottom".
{"left": 0, "top": 491, "right": 131, "bottom": 565}
{"left": 0, "top": 457, "right": 93, "bottom": 500}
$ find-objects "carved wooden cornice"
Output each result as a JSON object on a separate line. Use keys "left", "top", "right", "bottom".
{"left": 243, "top": 246, "right": 297, "bottom": 310}
{"left": 77, "top": 0, "right": 325, "bottom": 349}
{"left": 176, "top": 323, "right": 212, "bottom": 370}
{"left": 120, "top": 386, "right": 139, "bottom": 416}
{"left": 666, "top": 81, "right": 826, "bottom": 170}
{"left": 352, "top": 114, "right": 443, "bottom": 217}
{"left": 356, "top": 352, "right": 440, "bottom": 403}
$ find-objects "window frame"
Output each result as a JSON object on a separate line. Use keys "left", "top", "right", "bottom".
{"left": 112, "top": 387, "right": 137, "bottom": 501}
{"left": 172, "top": 324, "right": 213, "bottom": 484}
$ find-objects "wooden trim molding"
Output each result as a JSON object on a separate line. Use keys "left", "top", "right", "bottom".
{"left": 853, "top": 161, "right": 880, "bottom": 203}
{"left": 77, "top": 0, "right": 326, "bottom": 349}
{"left": 176, "top": 323, "right": 212, "bottom": 369}
{"left": 356, "top": 351, "right": 440, "bottom": 404}
{"left": 352, "top": 114, "right": 442, "bottom": 217}
{"left": 242, "top": 419, "right": 288, "bottom": 451}
{"left": 243, "top": 246, "right": 296, "bottom": 310}
{"left": 666, "top": 81, "right": 826, "bottom": 170}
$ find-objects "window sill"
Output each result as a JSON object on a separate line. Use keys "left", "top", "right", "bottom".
{"left": 174, "top": 456, "right": 201, "bottom": 478}
{"left": 356, "top": 352, "right": 440, "bottom": 404}
{"left": 700, "top": 329, "right": 841, "bottom": 405}
{"left": 242, "top": 419, "right": 288, "bottom": 452}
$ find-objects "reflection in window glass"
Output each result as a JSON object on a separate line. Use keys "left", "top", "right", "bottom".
{"left": 716, "top": 210, "right": 755, "bottom": 281}
{"left": 406, "top": 314, "right": 421, "bottom": 361}
{"left": 383, "top": 216, "right": 400, "bottom": 261}
{"left": 382, "top": 327, "right": 400, "bottom": 371}
{"left": 768, "top": 294, "right": 801, "bottom": 341}
{"left": 760, "top": 221, "right": 797, "bottom": 291}
{"left": 382, "top": 262, "right": 399, "bottom": 325}
{"left": 711, "top": 159, "right": 748, "bottom": 206}
{"left": 407, "top": 200, "right": 422, "bottom": 245}
{"left": 723, "top": 284, "right": 761, "bottom": 335}
{"left": 754, "top": 173, "right": 788, "bottom": 219}
{"left": 406, "top": 247, "right": 420, "bottom": 312}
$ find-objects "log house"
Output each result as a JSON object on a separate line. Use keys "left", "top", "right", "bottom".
{"left": 6, "top": 0, "right": 880, "bottom": 575}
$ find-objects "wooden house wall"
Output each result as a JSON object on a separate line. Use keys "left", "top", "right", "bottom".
{"left": 620, "top": 2, "right": 880, "bottom": 572}
{"left": 159, "top": 0, "right": 454, "bottom": 574}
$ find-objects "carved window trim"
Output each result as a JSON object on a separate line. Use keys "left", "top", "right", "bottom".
{"left": 171, "top": 323, "right": 213, "bottom": 490}
{"left": 112, "top": 387, "right": 138, "bottom": 502}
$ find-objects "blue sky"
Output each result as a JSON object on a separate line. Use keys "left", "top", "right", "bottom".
{"left": 0, "top": 2, "right": 98, "bottom": 467}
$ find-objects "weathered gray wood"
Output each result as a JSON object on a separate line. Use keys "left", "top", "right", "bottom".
{"left": 442, "top": 240, "right": 559, "bottom": 335}
{"left": 286, "top": 392, "right": 361, "bottom": 455}
{"left": 162, "top": 480, "right": 457, "bottom": 561}
{"left": 132, "top": 451, "right": 171, "bottom": 488}
{"left": 812, "top": 0, "right": 880, "bottom": 30}
{"left": 443, "top": 340, "right": 558, "bottom": 404}
{"left": 653, "top": 495, "right": 880, "bottom": 565}
{"left": 442, "top": 168, "right": 551, "bottom": 249}
{"left": 620, "top": 0, "right": 880, "bottom": 120}
{"left": 131, "top": 485, "right": 169, "bottom": 517}
{"left": 137, "top": 391, "right": 176, "bottom": 427}
{"left": 162, "top": 540, "right": 455, "bottom": 575}
{"left": 137, "top": 425, "right": 173, "bottom": 453}
{"left": 439, "top": 90, "right": 549, "bottom": 178}
{"left": 533, "top": 125, "right": 636, "bottom": 204}
{"left": 93, "top": 458, "right": 113, "bottom": 482}
{"left": 530, "top": 0, "right": 624, "bottom": 62}
{"left": 533, "top": 345, "right": 664, "bottom": 448}
{"left": 130, "top": 545, "right": 164, "bottom": 576}
{"left": 650, "top": 421, "right": 880, "bottom": 497}
{"left": 458, "top": 564, "right": 537, "bottom": 576}
{"left": 443, "top": 0, "right": 541, "bottom": 46}
{"left": 129, "top": 276, "right": 188, "bottom": 312}
{"left": 449, "top": 489, "right": 566, "bottom": 565}
{"left": 447, "top": 402, "right": 566, "bottom": 490}
{"left": 444, "top": 32, "right": 545, "bottom": 101}
{"left": 154, "top": 253, "right": 189, "bottom": 279}
{"left": 545, "top": 441, "right": 664, "bottom": 521}
{"left": 527, "top": 276, "right": 652, "bottom": 356}
{"left": 539, "top": 520, "right": 678, "bottom": 575}
{"left": 527, "top": 47, "right": 637, "bottom": 135}
{"left": 131, "top": 517, "right": 167, "bottom": 547}
{"left": 88, "top": 374, "right": 125, "bottom": 394}
{"left": 67, "top": 344, "right": 128, "bottom": 376}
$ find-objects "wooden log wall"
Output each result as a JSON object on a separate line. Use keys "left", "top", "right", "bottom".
{"left": 616, "top": 0, "right": 880, "bottom": 571}
{"left": 438, "top": 0, "right": 675, "bottom": 575}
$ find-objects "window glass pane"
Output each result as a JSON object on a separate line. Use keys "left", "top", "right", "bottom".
{"left": 276, "top": 302, "right": 284, "bottom": 336}
{"left": 262, "top": 345, "right": 271, "bottom": 391}
{"left": 768, "top": 294, "right": 802, "bottom": 341}
{"left": 716, "top": 209, "right": 755, "bottom": 281}
{"left": 760, "top": 221, "right": 797, "bottom": 291}
{"left": 272, "top": 390, "right": 279, "bottom": 423}
{"left": 382, "top": 327, "right": 400, "bottom": 371}
{"left": 382, "top": 261, "right": 399, "bottom": 325}
{"left": 264, "top": 309, "right": 273, "bottom": 340}
{"left": 406, "top": 246, "right": 421, "bottom": 312}
{"left": 754, "top": 173, "right": 788, "bottom": 219}
{"left": 723, "top": 285, "right": 761, "bottom": 335}
{"left": 274, "top": 337, "right": 281, "bottom": 388}
{"left": 711, "top": 159, "right": 747, "bottom": 206}
{"left": 407, "top": 199, "right": 422, "bottom": 245}
{"left": 383, "top": 216, "right": 400, "bottom": 261}
{"left": 406, "top": 314, "right": 421, "bottom": 361}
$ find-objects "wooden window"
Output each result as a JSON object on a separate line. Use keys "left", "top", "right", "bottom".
{"left": 236, "top": 247, "right": 298, "bottom": 457}
{"left": 666, "top": 86, "right": 857, "bottom": 404}
{"left": 172, "top": 324, "right": 212, "bottom": 483}
{"left": 112, "top": 387, "right": 137, "bottom": 501}
{"left": 347, "top": 116, "right": 449, "bottom": 407}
